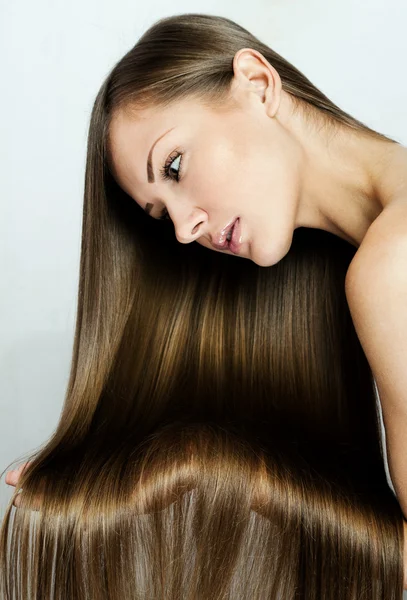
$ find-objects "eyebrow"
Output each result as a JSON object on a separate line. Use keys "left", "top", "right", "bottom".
{"left": 144, "top": 126, "right": 175, "bottom": 216}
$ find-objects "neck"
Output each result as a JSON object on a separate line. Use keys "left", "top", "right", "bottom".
{"left": 281, "top": 98, "right": 404, "bottom": 248}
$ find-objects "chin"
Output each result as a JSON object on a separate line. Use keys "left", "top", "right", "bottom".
{"left": 251, "top": 244, "right": 280, "bottom": 268}
{"left": 254, "top": 244, "right": 291, "bottom": 268}
{"left": 253, "top": 255, "right": 276, "bottom": 268}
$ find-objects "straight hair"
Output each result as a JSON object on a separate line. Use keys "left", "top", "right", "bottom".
{"left": 1, "top": 13, "right": 404, "bottom": 599}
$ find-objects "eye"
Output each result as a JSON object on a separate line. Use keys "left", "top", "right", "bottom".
{"left": 160, "top": 150, "right": 183, "bottom": 183}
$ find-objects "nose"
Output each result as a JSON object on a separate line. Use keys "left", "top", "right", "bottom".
{"left": 173, "top": 210, "right": 208, "bottom": 244}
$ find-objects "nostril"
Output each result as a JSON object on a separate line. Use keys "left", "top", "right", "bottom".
{"left": 191, "top": 221, "right": 204, "bottom": 236}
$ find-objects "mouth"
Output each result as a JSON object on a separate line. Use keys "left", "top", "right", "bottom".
{"left": 225, "top": 219, "right": 237, "bottom": 244}
{"left": 227, "top": 217, "right": 242, "bottom": 255}
{"left": 211, "top": 217, "right": 242, "bottom": 255}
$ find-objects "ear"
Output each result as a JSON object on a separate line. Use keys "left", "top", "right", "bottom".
{"left": 230, "top": 47, "right": 282, "bottom": 117}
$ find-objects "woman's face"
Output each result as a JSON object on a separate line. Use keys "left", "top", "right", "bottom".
{"left": 108, "top": 50, "right": 305, "bottom": 267}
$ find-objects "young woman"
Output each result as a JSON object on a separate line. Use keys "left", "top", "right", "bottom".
{"left": 2, "top": 13, "right": 407, "bottom": 598}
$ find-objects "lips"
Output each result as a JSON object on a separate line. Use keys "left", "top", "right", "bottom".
{"left": 211, "top": 217, "right": 239, "bottom": 250}
{"left": 228, "top": 217, "right": 242, "bottom": 255}
{"left": 225, "top": 219, "right": 237, "bottom": 244}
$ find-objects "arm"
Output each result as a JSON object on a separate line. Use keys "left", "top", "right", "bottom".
{"left": 345, "top": 201, "right": 407, "bottom": 519}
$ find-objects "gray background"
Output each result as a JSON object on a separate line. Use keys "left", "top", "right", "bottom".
{"left": 1, "top": 0, "right": 406, "bottom": 593}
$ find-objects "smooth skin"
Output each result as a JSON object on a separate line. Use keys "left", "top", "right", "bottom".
{"left": 108, "top": 47, "right": 407, "bottom": 268}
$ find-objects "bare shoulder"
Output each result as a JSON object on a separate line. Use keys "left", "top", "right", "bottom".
{"left": 342, "top": 195, "right": 407, "bottom": 422}
{"left": 345, "top": 195, "right": 407, "bottom": 301}
{"left": 346, "top": 142, "right": 407, "bottom": 295}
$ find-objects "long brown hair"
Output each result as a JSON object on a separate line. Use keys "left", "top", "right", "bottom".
{"left": 1, "top": 13, "right": 404, "bottom": 599}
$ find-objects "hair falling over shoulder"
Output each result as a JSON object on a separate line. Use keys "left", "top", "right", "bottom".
{"left": 1, "top": 13, "right": 405, "bottom": 600}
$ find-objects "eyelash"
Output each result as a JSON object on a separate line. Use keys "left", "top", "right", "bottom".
{"left": 158, "top": 150, "right": 183, "bottom": 221}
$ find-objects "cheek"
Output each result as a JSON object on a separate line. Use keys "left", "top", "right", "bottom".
{"left": 192, "top": 125, "right": 297, "bottom": 238}
{"left": 192, "top": 147, "right": 236, "bottom": 211}
{"left": 191, "top": 122, "right": 254, "bottom": 213}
